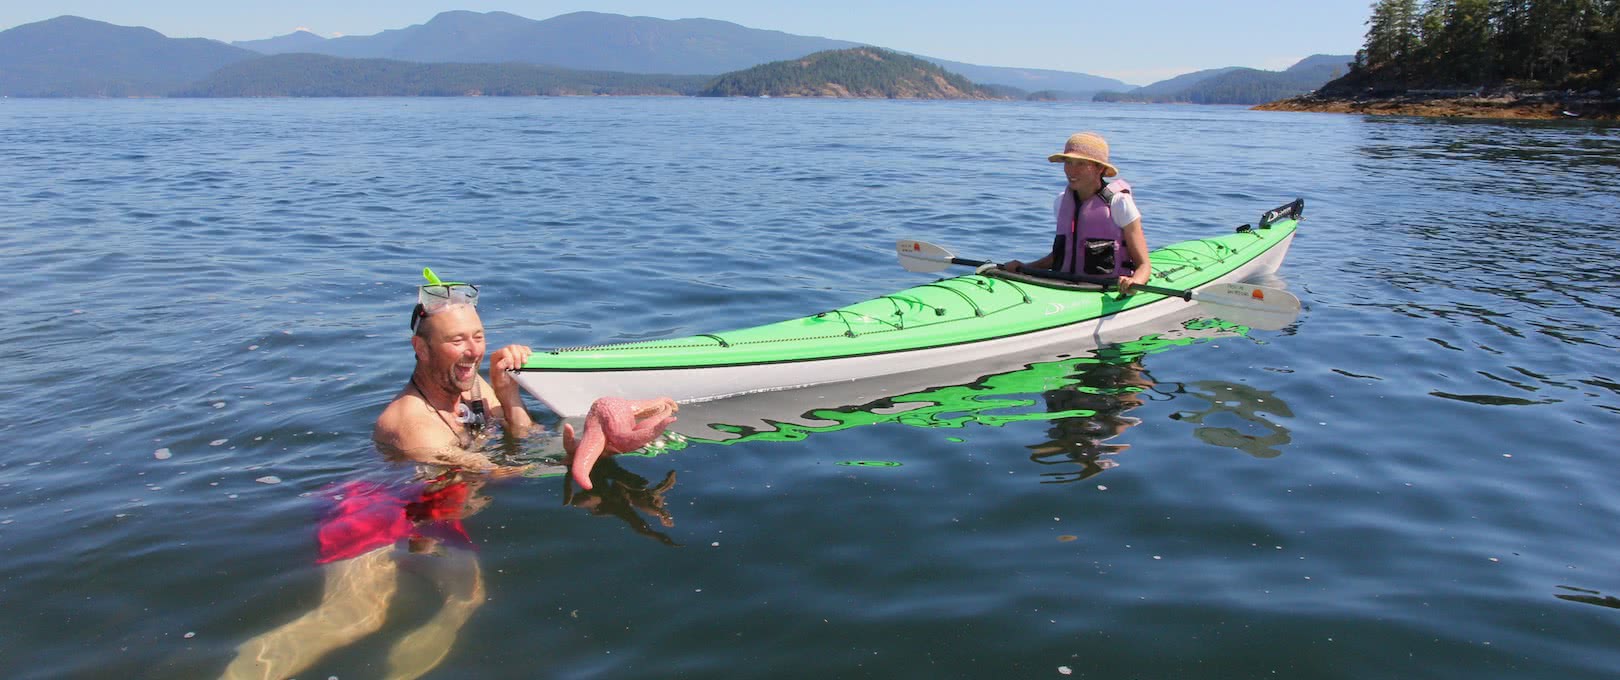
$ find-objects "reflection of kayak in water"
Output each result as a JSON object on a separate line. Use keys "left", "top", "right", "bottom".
{"left": 641, "top": 319, "right": 1253, "bottom": 444}
{"left": 517, "top": 201, "right": 1301, "bottom": 419}
{"left": 563, "top": 320, "right": 1301, "bottom": 485}
{"left": 1167, "top": 381, "right": 1294, "bottom": 458}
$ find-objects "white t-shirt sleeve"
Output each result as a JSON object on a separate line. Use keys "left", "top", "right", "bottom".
{"left": 1109, "top": 192, "right": 1141, "bottom": 228}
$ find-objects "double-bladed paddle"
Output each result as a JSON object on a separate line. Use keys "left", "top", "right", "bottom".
{"left": 895, "top": 239, "right": 1301, "bottom": 331}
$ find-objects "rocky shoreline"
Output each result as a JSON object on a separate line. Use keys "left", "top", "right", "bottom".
{"left": 1255, "top": 89, "right": 1620, "bottom": 121}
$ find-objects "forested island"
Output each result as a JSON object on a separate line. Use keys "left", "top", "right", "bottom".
{"left": 699, "top": 48, "right": 1001, "bottom": 99}
{"left": 1258, "top": 0, "right": 1619, "bottom": 119}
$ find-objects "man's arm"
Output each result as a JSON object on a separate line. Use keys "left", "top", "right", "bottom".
{"left": 406, "top": 443, "right": 505, "bottom": 471}
{"left": 487, "top": 344, "right": 537, "bottom": 437}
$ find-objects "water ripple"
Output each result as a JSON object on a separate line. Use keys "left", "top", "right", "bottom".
{"left": 0, "top": 98, "right": 1616, "bottom": 680}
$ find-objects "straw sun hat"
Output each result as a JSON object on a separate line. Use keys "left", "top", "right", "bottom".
{"left": 1047, "top": 132, "right": 1118, "bottom": 177}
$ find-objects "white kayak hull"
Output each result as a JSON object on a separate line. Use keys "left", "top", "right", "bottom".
{"left": 515, "top": 231, "right": 1293, "bottom": 419}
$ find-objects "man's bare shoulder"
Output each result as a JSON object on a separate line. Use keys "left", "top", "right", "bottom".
{"left": 374, "top": 390, "right": 452, "bottom": 454}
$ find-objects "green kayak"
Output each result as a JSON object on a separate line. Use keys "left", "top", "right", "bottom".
{"left": 516, "top": 200, "right": 1302, "bottom": 418}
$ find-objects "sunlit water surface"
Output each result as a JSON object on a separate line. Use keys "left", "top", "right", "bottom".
{"left": 1, "top": 98, "right": 1617, "bottom": 679}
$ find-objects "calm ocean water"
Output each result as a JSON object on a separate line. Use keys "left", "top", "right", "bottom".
{"left": 1, "top": 97, "right": 1617, "bottom": 679}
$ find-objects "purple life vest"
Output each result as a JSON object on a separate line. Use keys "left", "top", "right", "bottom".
{"left": 1052, "top": 179, "right": 1134, "bottom": 277}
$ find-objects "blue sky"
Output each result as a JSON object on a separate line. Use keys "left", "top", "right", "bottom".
{"left": 1, "top": 1, "right": 1373, "bottom": 85}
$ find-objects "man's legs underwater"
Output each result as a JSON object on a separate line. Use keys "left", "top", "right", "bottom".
{"left": 383, "top": 542, "right": 486, "bottom": 680}
{"left": 221, "top": 547, "right": 401, "bottom": 679}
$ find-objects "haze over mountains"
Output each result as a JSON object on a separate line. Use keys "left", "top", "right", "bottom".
{"left": 175, "top": 53, "right": 716, "bottom": 98}
{"left": 222, "top": 10, "right": 1130, "bottom": 94}
{"left": 232, "top": 11, "right": 854, "bottom": 75}
{"left": 1, "top": 10, "right": 1338, "bottom": 102}
{"left": 1094, "top": 54, "right": 1352, "bottom": 105}
{"left": 0, "top": 15, "right": 256, "bottom": 96}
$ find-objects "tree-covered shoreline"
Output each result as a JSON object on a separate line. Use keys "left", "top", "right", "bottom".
{"left": 1349, "top": 0, "right": 1615, "bottom": 91}
{"left": 1260, "top": 0, "right": 1618, "bottom": 119}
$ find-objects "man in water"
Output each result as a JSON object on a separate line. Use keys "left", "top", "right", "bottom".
{"left": 224, "top": 271, "right": 682, "bottom": 680}
{"left": 223, "top": 273, "right": 548, "bottom": 680}
{"left": 373, "top": 275, "right": 540, "bottom": 470}
{"left": 374, "top": 275, "right": 676, "bottom": 484}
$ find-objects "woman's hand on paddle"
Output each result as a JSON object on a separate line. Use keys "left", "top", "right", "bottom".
{"left": 1004, "top": 259, "right": 1023, "bottom": 273}
{"left": 1118, "top": 220, "right": 1152, "bottom": 296}
{"left": 1117, "top": 273, "right": 1149, "bottom": 295}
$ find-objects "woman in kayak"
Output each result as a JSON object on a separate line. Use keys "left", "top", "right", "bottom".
{"left": 1005, "top": 131, "right": 1152, "bottom": 294}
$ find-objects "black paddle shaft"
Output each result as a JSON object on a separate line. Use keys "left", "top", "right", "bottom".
{"left": 953, "top": 257, "right": 1193, "bottom": 301}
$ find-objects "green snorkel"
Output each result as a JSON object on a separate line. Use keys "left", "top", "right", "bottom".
{"left": 411, "top": 268, "right": 479, "bottom": 330}
{"left": 421, "top": 267, "right": 471, "bottom": 287}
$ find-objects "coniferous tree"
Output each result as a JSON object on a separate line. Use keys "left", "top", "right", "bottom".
{"left": 1360, "top": 0, "right": 1401, "bottom": 72}
{"left": 1581, "top": 0, "right": 1620, "bottom": 85}
{"left": 1414, "top": 1, "right": 1449, "bottom": 83}
{"left": 1359, "top": 0, "right": 1423, "bottom": 82}
{"left": 1491, "top": 0, "right": 1535, "bottom": 80}
{"left": 1439, "top": 0, "right": 1497, "bottom": 84}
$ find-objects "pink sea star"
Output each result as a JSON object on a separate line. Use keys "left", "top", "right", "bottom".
{"left": 563, "top": 397, "right": 679, "bottom": 490}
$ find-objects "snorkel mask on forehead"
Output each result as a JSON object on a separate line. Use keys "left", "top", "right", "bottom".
{"left": 410, "top": 267, "right": 479, "bottom": 331}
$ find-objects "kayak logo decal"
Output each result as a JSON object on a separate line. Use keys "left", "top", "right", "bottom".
{"left": 1045, "top": 302, "right": 1065, "bottom": 316}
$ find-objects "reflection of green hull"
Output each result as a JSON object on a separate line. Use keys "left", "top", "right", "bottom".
{"left": 648, "top": 319, "right": 1251, "bottom": 447}
{"left": 518, "top": 206, "right": 1299, "bottom": 418}
{"left": 539, "top": 321, "right": 1294, "bottom": 485}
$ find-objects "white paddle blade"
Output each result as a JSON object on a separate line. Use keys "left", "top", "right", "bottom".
{"left": 1187, "top": 283, "right": 1302, "bottom": 331}
{"left": 896, "top": 240, "right": 955, "bottom": 273}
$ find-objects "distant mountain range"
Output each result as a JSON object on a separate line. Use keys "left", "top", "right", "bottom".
{"left": 176, "top": 53, "right": 712, "bottom": 97}
{"left": 17, "top": 11, "right": 1358, "bottom": 100}
{"left": 0, "top": 15, "right": 256, "bottom": 96}
{"left": 1092, "top": 55, "right": 1352, "bottom": 105}
{"left": 1131, "top": 67, "right": 1247, "bottom": 97}
{"left": 177, "top": 47, "right": 1008, "bottom": 100}
{"left": 222, "top": 11, "right": 1131, "bottom": 95}
{"left": 232, "top": 11, "right": 856, "bottom": 75}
